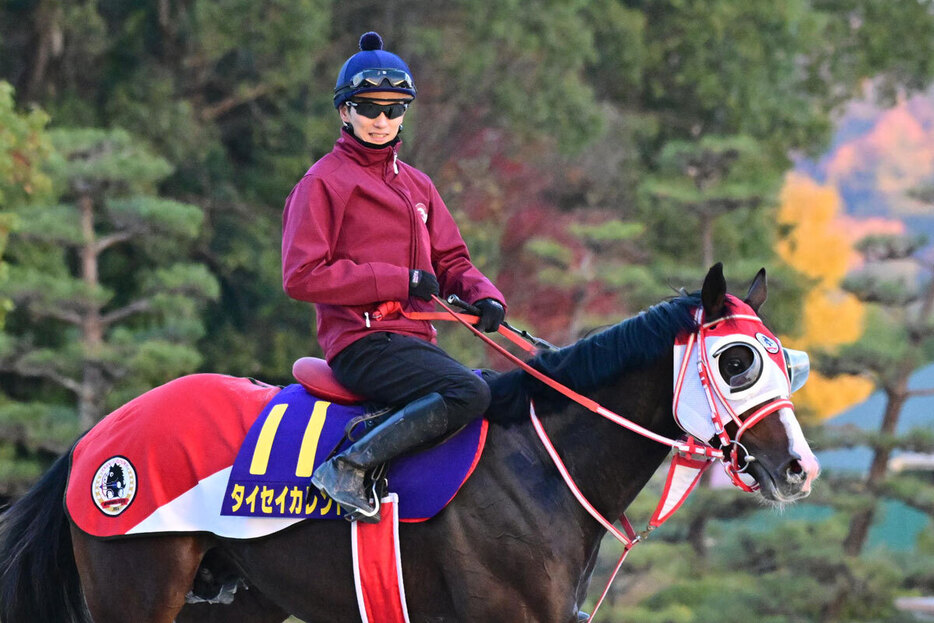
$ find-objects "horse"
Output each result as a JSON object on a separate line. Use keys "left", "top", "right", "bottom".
{"left": 0, "top": 264, "right": 819, "bottom": 623}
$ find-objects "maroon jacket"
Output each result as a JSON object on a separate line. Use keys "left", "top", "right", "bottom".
{"left": 282, "top": 131, "right": 505, "bottom": 361}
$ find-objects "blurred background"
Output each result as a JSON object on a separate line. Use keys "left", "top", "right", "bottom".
{"left": 2, "top": 1, "right": 934, "bottom": 620}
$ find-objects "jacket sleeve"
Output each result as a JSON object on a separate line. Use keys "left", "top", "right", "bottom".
{"left": 282, "top": 175, "right": 410, "bottom": 305}
{"left": 427, "top": 184, "right": 507, "bottom": 309}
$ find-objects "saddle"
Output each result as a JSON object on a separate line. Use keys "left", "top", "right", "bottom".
{"left": 292, "top": 357, "right": 365, "bottom": 405}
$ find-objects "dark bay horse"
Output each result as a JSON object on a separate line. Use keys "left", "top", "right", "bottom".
{"left": 0, "top": 265, "right": 819, "bottom": 623}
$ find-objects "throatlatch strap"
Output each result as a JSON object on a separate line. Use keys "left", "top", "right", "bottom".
{"left": 351, "top": 493, "right": 410, "bottom": 623}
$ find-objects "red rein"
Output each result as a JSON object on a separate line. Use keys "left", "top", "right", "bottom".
{"left": 375, "top": 296, "right": 790, "bottom": 623}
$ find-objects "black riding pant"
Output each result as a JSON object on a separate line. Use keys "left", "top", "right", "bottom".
{"left": 330, "top": 332, "right": 490, "bottom": 430}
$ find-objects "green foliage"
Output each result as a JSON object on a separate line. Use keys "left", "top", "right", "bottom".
{"left": 569, "top": 221, "right": 645, "bottom": 246}
{"left": 0, "top": 127, "right": 217, "bottom": 435}
{"left": 637, "top": 0, "right": 832, "bottom": 151}
{"left": 105, "top": 197, "right": 204, "bottom": 240}
{"left": 638, "top": 133, "right": 784, "bottom": 265}
{"left": 526, "top": 237, "right": 574, "bottom": 268}
{"left": 437, "top": 0, "right": 602, "bottom": 153}
{"left": 811, "top": 0, "right": 934, "bottom": 105}
{"left": 47, "top": 128, "right": 174, "bottom": 193}
{"left": 1, "top": 0, "right": 934, "bottom": 614}
{"left": 0, "top": 81, "right": 53, "bottom": 329}
{"left": 0, "top": 82, "right": 53, "bottom": 211}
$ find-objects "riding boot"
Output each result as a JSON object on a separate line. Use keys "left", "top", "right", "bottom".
{"left": 310, "top": 392, "right": 449, "bottom": 523}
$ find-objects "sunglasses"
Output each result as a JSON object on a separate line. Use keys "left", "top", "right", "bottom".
{"left": 346, "top": 99, "right": 411, "bottom": 119}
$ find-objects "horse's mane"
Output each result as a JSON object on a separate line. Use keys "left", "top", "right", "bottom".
{"left": 486, "top": 293, "right": 703, "bottom": 424}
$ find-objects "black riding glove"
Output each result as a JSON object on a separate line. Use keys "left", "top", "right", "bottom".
{"left": 473, "top": 298, "right": 505, "bottom": 333}
{"left": 409, "top": 270, "right": 440, "bottom": 301}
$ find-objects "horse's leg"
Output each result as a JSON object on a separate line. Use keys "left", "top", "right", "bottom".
{"left": 71, "top": 525, "right": 209, "bottom": 623}
{"left": 215, "top": 521, "right": 362, "bottom": 623}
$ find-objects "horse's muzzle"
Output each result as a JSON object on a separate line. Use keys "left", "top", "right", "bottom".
{"left": 749, "top": 454, "right": 818, "bottom": 503}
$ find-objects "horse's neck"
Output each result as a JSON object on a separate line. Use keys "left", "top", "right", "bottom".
{"left": 533, "top": 354, "right": 678, "bottom": 521}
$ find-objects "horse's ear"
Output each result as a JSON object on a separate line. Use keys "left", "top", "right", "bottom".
{"left": 744, "top": 268, "right": 768, "bottom": 313}
{"left": 701, "top": 263, "right": 727, "bottom": 319}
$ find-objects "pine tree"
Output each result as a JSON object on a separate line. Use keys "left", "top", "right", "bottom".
{"left": 815, "top": 230, "right": 934, "bottom": 620}
{"left": 0, "top": 127, "right": 218, "bottom": 448}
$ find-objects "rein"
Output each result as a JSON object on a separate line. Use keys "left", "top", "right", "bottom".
{"left": 418, "top": 296, "right": 724, "bottom": 460}
{"left": 373, "top": 296, "right": 789, "bottom": 622}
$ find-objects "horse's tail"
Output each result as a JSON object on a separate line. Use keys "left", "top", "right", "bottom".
{"left": 0, "top": 451, "right": 90, "bottom": 623}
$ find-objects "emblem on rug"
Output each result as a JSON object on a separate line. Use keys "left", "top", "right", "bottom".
{"left": 91, "top": 456, "right": 137, "bottom": 516}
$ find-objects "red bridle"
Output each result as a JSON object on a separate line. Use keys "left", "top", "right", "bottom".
{"left": 375, "top": 296, "right": 794, "bottom": 622}
{"left": 675, "top": 308, "right": 794, "bottom": 492}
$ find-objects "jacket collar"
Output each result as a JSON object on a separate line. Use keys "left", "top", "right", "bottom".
{"left": 335, "top": 128, "right": 400, "bottom": 168}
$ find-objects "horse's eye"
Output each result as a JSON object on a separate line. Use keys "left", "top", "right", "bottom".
{"left": 715, "top": 344, "right": 762, "bottom": 392}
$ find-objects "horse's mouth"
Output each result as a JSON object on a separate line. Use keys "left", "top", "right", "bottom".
{"left": 749, "top": 462, "right": 812, "bottom": 504}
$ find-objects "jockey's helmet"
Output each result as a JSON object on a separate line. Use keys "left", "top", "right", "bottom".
{"left": 334, "top": 32, "right": 417, "bottom": 108}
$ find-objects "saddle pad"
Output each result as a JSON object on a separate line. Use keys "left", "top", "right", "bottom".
{"left": 66, "top": 374, "right": 282, "bottom": 539}
{"left": 221, "top": 383, "right": 487, "bottom": 522}
{"left": 65, "top": 374, "right": 487, "bottom": 539}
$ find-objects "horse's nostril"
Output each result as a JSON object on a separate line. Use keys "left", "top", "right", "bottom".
{"left": 786, "top": 460, "right": 805, "bottom": 484}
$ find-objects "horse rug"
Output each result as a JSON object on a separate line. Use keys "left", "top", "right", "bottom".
{"left": 65, "top": 374, "right": 487, "bottom": 539}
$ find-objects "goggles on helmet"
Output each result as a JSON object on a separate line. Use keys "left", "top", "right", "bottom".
{"left": 783, "top": 348, "right": 810, "bottom": 393}
{"left": 346, "top": 99, "right": 410, "bottom": 120}
{"left": 335, "top": 68, "right": 415, "bottom": 98}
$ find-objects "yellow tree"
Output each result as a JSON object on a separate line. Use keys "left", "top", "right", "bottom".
{"left": 776, "top": 172, "right": 873, "bottom": 418}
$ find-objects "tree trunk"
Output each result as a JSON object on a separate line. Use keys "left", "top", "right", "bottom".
{"left": 79, "top": 364, "right": 106, "bottom": 430}
{"left": 842, "top": 380, "right": 908, "bottom": 556}
{"left": 686, "top": 513, "right": 708, "bottom": 560}
{"left": 23, "top": 0, "right": 62, "bottom": 103}
{"left": 567, "top": 251, "right": 594, "bottom": 342}
{"left": 79, "top": 192, "right": 105, "bottom": 429}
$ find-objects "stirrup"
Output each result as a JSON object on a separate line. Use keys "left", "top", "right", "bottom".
{"left": 343, "top": 477, "right": 382, "bottom": 523}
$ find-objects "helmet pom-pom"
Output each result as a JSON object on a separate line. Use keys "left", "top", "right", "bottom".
{"left": 359, "top": 32, "right": 383, "bottom": 51}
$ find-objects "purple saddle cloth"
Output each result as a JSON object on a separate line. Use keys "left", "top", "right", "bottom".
{"left": 221, "top": 384, "right": 487, "bottom": 521}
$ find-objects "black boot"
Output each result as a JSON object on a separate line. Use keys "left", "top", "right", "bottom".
{"left": 310, "top": 393, "right": 449, "bottom": 522}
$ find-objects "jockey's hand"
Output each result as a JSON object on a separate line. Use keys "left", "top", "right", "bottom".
{"left": 473, "top": 298, "right": 505, "bottom": 332}
{"left": 409, "top": 270, "right": 440, "bottom": 301}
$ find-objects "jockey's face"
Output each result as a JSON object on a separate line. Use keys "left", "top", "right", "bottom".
{"left": 339, "top": 91, "right": 407, "bottom": 146}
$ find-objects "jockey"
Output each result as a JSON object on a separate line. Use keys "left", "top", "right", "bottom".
{"left": 282, "top": 31, "right": 507, "bottom": 522}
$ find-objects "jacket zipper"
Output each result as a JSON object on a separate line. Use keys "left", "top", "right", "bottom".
{"left": 385, "top": 147, "right": 419, "bottom": 271}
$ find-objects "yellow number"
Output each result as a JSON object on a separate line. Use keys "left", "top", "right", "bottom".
{"left": 250, "top": 403, "right": 288, "bottom": 475}
{"left": 295, "top": 400, "right": 330, "bottom": 477}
